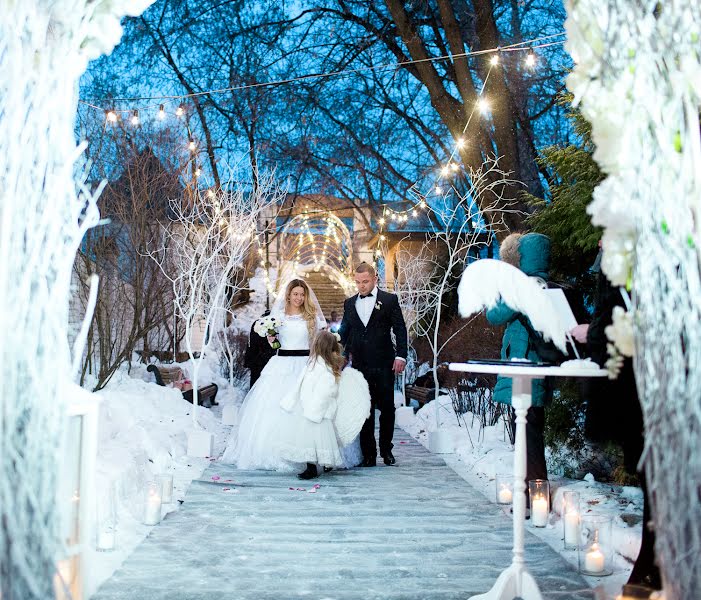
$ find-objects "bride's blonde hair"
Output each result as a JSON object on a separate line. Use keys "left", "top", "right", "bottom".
{"left": 310, "top": 330, "right": 345, "bottom": 379}
{"left": 284, "top": 278, "right": 318, "bottom": 339}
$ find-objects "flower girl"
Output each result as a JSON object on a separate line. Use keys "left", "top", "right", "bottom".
{"left": 278, "top": 330, "right": 369, "bottom": 480}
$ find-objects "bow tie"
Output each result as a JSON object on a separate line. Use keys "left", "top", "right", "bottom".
{"left": 359, "top": 293, "right": 373, "bottom": 299}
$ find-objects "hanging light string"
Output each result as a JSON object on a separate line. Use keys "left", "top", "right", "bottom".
{"left": 81, "top": 32, "right": 565, "bottom": 115}
{"left": 86, "top": 33, "right": 566, "bottom": 277}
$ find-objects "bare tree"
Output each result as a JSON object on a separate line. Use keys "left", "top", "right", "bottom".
{"left": 147, "top": 167, "right": 284, "bottom": 427}
{"left": 75, "top": 142, "right": 183, "bottom": 389}
{"left": 394, "top": 158, "right": 517, "bottom": 431}
{"left": 80, "top": 0, "right": 570, "bottom": 234}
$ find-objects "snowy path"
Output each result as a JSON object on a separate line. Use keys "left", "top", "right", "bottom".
{"left": 93, "top": 428, "right": 592, "bottom": 600}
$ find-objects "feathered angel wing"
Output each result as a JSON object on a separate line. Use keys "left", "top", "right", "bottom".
{"left": 457, "top": 259, "right": 567, "bottom": 352}
{"left": 334, "top": 368, "right": 371, "bottom": 446}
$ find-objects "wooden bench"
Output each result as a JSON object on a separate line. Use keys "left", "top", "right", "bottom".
{"left": 147, "top": 365, "right": 219, "bottom": 409}
{"left": 404, "top": 384, "right": 435, "bottom": 407}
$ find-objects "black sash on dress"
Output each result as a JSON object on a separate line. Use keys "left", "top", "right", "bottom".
{"left": 277, "top": 349, "right": 310, "bottom": 357}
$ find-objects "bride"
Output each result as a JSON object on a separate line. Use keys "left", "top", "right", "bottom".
{"left": 221, "top": 278, "right": 328, "bottom": 470}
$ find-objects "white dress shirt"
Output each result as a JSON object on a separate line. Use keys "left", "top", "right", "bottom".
{"left": 355, "top": 286, "right": 378, "bottom": 327}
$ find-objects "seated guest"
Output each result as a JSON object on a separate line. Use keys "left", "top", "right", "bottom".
{"left": 328, "top": 310, "right": 342, "bottom": 333}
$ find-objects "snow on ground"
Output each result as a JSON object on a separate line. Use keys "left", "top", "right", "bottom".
{"left": 84, "top": 354, "right": 246, "bottom": 598}
{"left": 230, "top": 267, "right": 275, "bottom": 332}
{"left": 401, "top": 395, "right": 642, "bottom": 598}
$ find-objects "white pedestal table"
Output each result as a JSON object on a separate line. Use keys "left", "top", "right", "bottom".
{"left": 448, "top": 362, "right": 608, "bottom": 600}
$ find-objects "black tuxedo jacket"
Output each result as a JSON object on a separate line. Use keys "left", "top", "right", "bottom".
{"left": 339, "top": 289, "right": 408, "bottom": 370}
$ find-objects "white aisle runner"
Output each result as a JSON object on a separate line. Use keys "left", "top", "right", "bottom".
{"left": 93, "top": 427, "right": 591, "bottom": 600}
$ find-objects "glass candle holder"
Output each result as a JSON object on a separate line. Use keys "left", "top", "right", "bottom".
{"left": 159, "top": 473, "right": 174, "bottom": 504}
{"left": 562, "top": 490, "right": 580, "bottom": 550}
{"left": 578, "top": 513, "right": 613, "bottom": 576}
{"left": 495, "top": 473, "right": 514, "bottom": 505}
{"left": 618, "top": 583, "right": 659, "bottom": 599}
{"left": 96, "top": 482, "right": 117, "bottom": 552}
{"left": 143, "top": 481, "right": 162, "bottom": 526}
{"left": 528, "top": 479, "right": 550, "bottom": 527}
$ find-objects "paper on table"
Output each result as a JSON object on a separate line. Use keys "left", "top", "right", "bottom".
{"left": 545, "top": 288, "right": 578, "bottom": 332}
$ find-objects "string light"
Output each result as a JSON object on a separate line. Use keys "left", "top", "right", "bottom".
{"left": 81, "top": 36, "right": 553, "bottom": 263}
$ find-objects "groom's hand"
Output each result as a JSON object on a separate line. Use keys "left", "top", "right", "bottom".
{"left": 393, "top": 359, "right": 406, "bottom": 374}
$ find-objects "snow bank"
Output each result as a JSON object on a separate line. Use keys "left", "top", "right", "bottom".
{"left": 84, "top": 357, "right": 246, "bottom": 598}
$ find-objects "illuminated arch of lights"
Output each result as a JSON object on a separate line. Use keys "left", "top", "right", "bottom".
{"left": 276, "top": 212, "right": 355, "bottom": 295}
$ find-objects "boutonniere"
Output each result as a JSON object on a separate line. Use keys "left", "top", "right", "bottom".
{"left": 374, "top": 300, "right": 382, "bottom": 311}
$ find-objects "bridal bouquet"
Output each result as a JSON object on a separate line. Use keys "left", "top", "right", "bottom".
{"left": 253, "top": 315, "right": 281, "bottom": 349}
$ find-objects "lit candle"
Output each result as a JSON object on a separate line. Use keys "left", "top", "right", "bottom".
{"left": 531, "top": 496, "right": 549, "bottom": 527}
{"left": 143, "top": 488, "right": 162, "bottom": 525}
{"left": 564, "top": 511, "right": 579, "bottom": 546}
{"left": 498, "top": 486, "right": 513, "bottom": 504}
{"left": 585, "top": 544, "right": 605, "bottom": 574}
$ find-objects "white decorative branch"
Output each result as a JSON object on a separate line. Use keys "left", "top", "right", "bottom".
{"left": 147, "top": 167, "right": 284, "bottom": 428}
{"left": 566, "top": 2, "right": 701, "bottom": 598}
{"left": 0, "top": 1, "right": 155, "bottom": 597}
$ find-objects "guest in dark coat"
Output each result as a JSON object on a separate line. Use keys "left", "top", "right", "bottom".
{"left": 244, "top": 309, "right": 276, "bottom": 389}
{"left": 571, "top": 249, "right": 661, "bottom": 593}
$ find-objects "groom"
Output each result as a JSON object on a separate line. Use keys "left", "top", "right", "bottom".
{"left": 339, "top": 262, "right": 408, "bottom": 467}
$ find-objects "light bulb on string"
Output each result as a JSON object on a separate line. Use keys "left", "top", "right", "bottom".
{"left": 188, "top": 140, "right": 197, "bottom": 152}
{"left": 412, "top": 209, "right": 418, "bottom": 217}
{"left": 525, "top": 51, "right": 536, "bottom": 67}
{"left": 450, "top": 163, "right": 460, "bottom": 172}
{"left": 490, "top": 54, "right": 499, "bottom": 66}
{"left": 379, "top": 217, "right": 386, "bottom": 226}
{"left": 131, "top": 110, "right": 139, "bottom": 126}
{"left": 158, "top": 104, "right": 166, "bottom": 119}
{"left": 194, "top": 168, "right": 201, "bottom": 178}
{"left": 175, "top": 105, "right": 184, "bottom": 117}
{"left": 105, "top": 110, "right": 118, "bottom": 123}
{"left": 456, "top": 137, "right": 466, "bottom": 149}
{"left": 419, "top": 200, "right": 427, "bottom": 209}
{"left": 478, "top": 98, "right": 490, "bottom": 115}
{"left": 440, "top": 165, "right": 451, "bottom": 177}
{"left": 435, "top": 186, "right": 443, "bottom": 195}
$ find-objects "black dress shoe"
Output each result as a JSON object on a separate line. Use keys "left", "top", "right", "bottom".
{"left": 298, "top": 464, "right": 318, "bottom": 480}
{"left": 360, "top": 457, "right": 376, "bottom": 467}
{"left": 323, "top": 466, "right": 333, "bottom": 473}
{"left": 381, "top": 451, "right": 396, "bottom": 465}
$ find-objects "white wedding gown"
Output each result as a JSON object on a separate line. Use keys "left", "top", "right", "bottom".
{"left": 221, "top": 314, "right": 362, "bottom": 470}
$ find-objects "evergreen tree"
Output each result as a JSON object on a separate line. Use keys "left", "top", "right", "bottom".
{"left": 525, "top": 93, "right": 603, "bottom": 285}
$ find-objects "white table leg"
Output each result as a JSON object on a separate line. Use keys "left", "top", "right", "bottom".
{"left": 469, "top": 376, "right": 543, "bottom": 600}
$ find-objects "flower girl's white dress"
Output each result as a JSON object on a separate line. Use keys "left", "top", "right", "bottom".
{"left": 276, "top": 359, "right": 345, "bottom": 467}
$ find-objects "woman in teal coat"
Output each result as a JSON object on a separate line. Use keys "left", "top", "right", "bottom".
{"left": 486, "top": 232, "right": 552, "bottom": 496}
